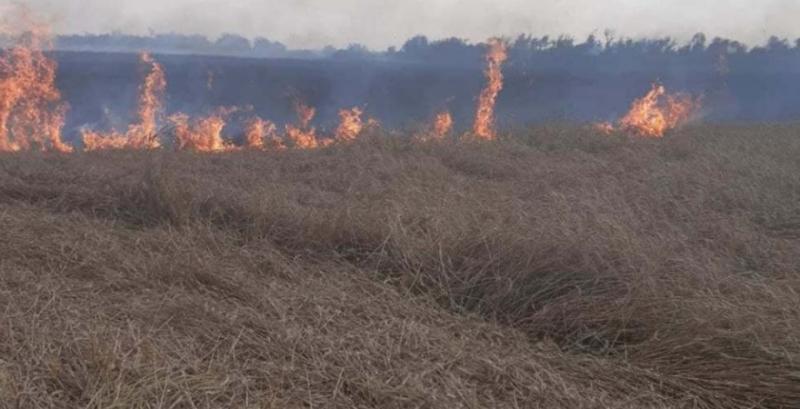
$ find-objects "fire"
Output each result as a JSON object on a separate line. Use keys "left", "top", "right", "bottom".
{"left": 433, "top": 110, "right": 454, "bottom": 139}
{"left": 81, "top": 129, "right": 128, "bottom": 150}
{"left": 168, "top": 108, "right": 238, "bottom": 153}
{"left": 129, "top": 53, "right": 167, "bottom": 148}
{"left": 473, "top": 38, "right": 508, "bottom": 141}
{"left": 618, "top": 84, "right": 699, "bottom": 138}
{"left": 245, "top": 116, "right": 284, "bottom": 150}
{"left": 0, "top": 18, "right": 73, "bottom": 153}
{"left": 334, "top": 107, "right": 364, "bottom": 142}
{"left": 415, "top": 110, "right": 453, "bottom": 142}
{"left": 285, "top": 102, "right": 319, "bottom": 149}
{"left": 0, "top": 13, "right": 705, "bottom": 154}
{"left": 594, "top": 121, "right": 615, "bottom": 135}
{"left": 83, "top": 52, "right": 167, "bottom": 150}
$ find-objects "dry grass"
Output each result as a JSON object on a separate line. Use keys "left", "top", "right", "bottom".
{"left": 0, "top": 124, "right": 798, "bottom": 408}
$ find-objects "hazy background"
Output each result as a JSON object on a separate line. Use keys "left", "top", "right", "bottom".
{"left": 15, "top": 0, "right": 800, "bottom": 49}
{"left": 4, "top": 0, "right": 800, "bottom": 142}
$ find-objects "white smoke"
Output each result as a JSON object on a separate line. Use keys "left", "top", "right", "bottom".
{"left": 14, "top": 0, "right": 800, "bottom": 49}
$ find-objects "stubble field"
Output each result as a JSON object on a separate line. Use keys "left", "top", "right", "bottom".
{"left": 0, "top": 125, "right": 798, "bottom": 408}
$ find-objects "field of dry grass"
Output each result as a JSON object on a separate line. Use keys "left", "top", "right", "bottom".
{"left": 0, "top": 125, "right": 798, "bottom": 408}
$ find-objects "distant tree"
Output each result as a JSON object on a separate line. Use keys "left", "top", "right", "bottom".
{"left": 253, "top": 37, "right": 287, "bottom": 57}
{"left": 766, "top": 36, "right": 790, "bottom": 52}
{"left": 400, "top": 35, "right": 429, "bottom": 58}
{"left": 552, "top": 35, "right": 575, "bottom": 49}
{"left": 332, "top": 43, "right": 371, "bottom": 60}
{"left": 215, "top": 34, "right": 252, "bottom": 55}
{"left": 681, "top": 33, "right": 707, "bottom": 54}
{"left": 603, "top": 30, "right": 616, "bottom": 49}
{"left": 708, "top": 37, "right": 747, "bottom": 55}
{"left": 320, "top": 45, "right": 338, "bottom": 57}
{"left": 429, "top": 37, "right": 479, "bottom": 64}
{"left": 153, "top": 33, "right": 213, "bottom": 53}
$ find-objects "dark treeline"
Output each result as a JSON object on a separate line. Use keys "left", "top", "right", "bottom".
{"left": 51, "top": 33, "right": 313, "bottom": 59}
{"left": 40, "top": 31, "right": 800, "bottom": 63}
{"left": 28, "top": 32, "right": 800, "bottom": 142}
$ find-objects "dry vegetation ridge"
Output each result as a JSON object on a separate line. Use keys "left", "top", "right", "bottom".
{"left": 0, "top": 126, "right": 799, "bottom": 408}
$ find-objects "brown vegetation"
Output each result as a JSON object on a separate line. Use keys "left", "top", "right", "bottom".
{"left": 0, "top": 125, "right": 798, "bottom": 408}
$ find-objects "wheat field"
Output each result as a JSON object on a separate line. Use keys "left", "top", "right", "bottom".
{"left": 0, "top": 125, "right": 798, "bottom": 408}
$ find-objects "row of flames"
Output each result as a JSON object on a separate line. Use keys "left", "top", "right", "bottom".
{"left": 82, "top": 53, "right": 382, "bottom": 153}
{"left": 0, "top": 30, "right": 700, "bottom": 154}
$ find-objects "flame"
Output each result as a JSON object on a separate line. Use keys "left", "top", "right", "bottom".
{"left": 0, "top": 15, "right": 707, "bottom": 154}
{"left": 82, "top": 52, "right": 167, "bottom": 150}
{"left": 334, "top": 107, "right": 364, "bottom": 142}
{"left": 0, "top": 16, "right": 73, "bottom": 153}
{"left": 169, "top": 108, "right": 238, "bottom": 153}
{"left": 618, "top": 84, "right": 699, "bottom": 138}
{"left": 473, "top": 38, "right": 508, "bottom": 141}
{"left": 81, "top": 129, "right": 128, "bottom": 150}
{"left": 129, "top": 53, "right": 167, "bottom": 148}
{"left": 245, "top": 116, "right": 284, "bottom": 150}
{"left": 285, "top": 102, "right": 319, "bottom": 149}
{"left": 594, "top": 121, "right": 615, "bottom": 135}
{"left": 433, "top": 110, "right": 454, "bottom": 139}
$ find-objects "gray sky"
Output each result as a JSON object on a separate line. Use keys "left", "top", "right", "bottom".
{"left": 14, "top": 0, "right": 800, "bottom": 49}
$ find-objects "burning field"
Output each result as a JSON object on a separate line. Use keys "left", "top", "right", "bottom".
{"left": 1, "top": 10, "right": 800, "bottom": 409}
{"left": 0, "top": 26, "right": 704, "bottom": 153}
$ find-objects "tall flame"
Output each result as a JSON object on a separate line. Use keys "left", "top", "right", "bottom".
{"left": 334, "top": 107, "right": 364, "bottom": 142}
{"left": 0, "top": 18, "right": 72, "bottom": 153}
{"left": 245, "top": 116, "right": 284, "bottom": 150}
{"left": 619, "top": 84, "right": 699, "bottom": 138}
{"left": 473, "top": 38, "right": 507, "bottom": 141}
{"left": 433, "top": 110, "right": 454, "bottom": 139}
{"left": 129, "top": 53, "right": 167, "bottom": 148}
{"left": 169, "top": 108, "right": 237, "bottom": 153}
{"left": 83, "top": 52, "right": 167, "bottom": 150}
{"left": 285, "top": 102, "right": 319, "bottom": 149}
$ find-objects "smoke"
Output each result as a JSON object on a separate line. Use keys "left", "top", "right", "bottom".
{"left": 15, "top": 0, "right": 800, "bottom": 49}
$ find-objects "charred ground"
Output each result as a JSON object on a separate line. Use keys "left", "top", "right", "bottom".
{"left": 0, "top": 125, "right": 798, "bottom": 408}
{"left": 51, "top": 41, "right": 800, "bottom": 142}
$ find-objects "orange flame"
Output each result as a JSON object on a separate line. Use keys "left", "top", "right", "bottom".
{"left": 81, "top": 129, "right": 128, "bottom": 150}
{"left": 245, "top": 116, "right": 284, "bottom": 150}
{"left": 285, "top": 102, "right": 319, "bottom": 149}
{"left": 169, "top": 108, "right": 238, "bottom": 153}
{"left": 129, "top": 53, "right": 167, "bottom": 148}
{"left": 473, "top": 38, "right": 507, "bottom": 141}
{"left": 334, "top": 107, "right": 364, "bottom": 142}
{"left": 83, "top": 52, "right": 167, "bottom": 150}
{"left": 618, "top": 84, "right": 699, "bottom": 138}
{"left": 433, "top": 110, "right": 454, "bottom": 139}
{"left": 0, "top": 15, "right": 72, "bottom": 153}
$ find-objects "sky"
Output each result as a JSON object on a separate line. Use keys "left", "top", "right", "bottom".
{"left": 13, "top": 0, "right": 800, "bottom": 49}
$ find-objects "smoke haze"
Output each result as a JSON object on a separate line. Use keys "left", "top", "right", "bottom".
{"left": 16, "top": 0, "right": 800, "bottom": 49}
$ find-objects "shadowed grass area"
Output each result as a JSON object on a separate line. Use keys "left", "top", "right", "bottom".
{"left": 0, "top": 125, "right": 798, "bottom": 408}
